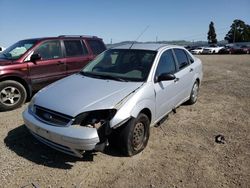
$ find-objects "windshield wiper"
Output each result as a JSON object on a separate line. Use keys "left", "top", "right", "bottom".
{"left": 96, "top": 74, "right": 128, "bottom": 82}
{"left": 80, "top": 71, "right": 127, "bottom": 82}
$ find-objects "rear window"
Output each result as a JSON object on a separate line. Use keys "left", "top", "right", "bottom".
{"left": 174, "top": 49, "right": 189, "bottom": 70}
{"left": 87, "top": 40, "right": 106, "bottom": 55}
{"left": 185, "top": 51, "right": 194, "bottom": 64}
{"left": 64, "top": 40, "right": 88, "bottom": 57}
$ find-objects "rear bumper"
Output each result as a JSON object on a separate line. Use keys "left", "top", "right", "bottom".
{"left": 22, "top": 109, "right": 100, "bottom": 157}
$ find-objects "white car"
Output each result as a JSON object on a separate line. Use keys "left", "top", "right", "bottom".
{"left": 191, "top": 47, "right": 205, "bottom": 54}
{"left": 23, "top": 43, "right": 203, "bottom": 157}
{"left": 202, "top": 46, "right": 223, "bottom": 54}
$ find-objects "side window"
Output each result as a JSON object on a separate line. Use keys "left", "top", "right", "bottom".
{"left": 185, "top": 51, "right": 194, "bottom": 64}
{"left": 34, "top": 40, "right": 62, "bottom": 60}
{"left": 64, "top": 40, "right": 87, "bottom": 57}
{"left": 111, "top": 52, "right": 118, "bottom": 64}
{"left": 87, "top": 40, "right": 106, "bottom": 55}
{"left": 174, "top": 49, "right": 189, "bottom": 70}
{"left": 155, "top": 50, "right": 176, "bottom": 77}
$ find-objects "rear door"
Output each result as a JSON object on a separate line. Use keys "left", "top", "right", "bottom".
{"left": 173, "top": 48, "right": 194, "bottom": 105}
{"left": 63, "top": 39, "right": 91, "bottom": 75}
{"left": 27, "top": 40, "right": 66, "bottom": 90}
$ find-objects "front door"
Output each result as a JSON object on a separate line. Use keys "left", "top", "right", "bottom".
{"left": 28, "top": 40, "right": 66, "bottom": 91}
{"left": 154, "top": 49, "right": 178, "bottom": 121}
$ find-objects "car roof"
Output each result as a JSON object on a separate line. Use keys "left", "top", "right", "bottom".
{"left": 22, "top": 35, "right": 103, "bottom": 42}
{"left": 112, "top": 43, "right": 179, "bottom": 51}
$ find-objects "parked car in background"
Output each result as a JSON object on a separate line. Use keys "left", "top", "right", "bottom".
{"left": 218, "top": 46, "right": 234, "bottom": 54}
{"left": 0, "top": 35, "right": 106, "bottom": 111}
{"left": 191, "top": 47, "right": 205, "bottom": 54}
{"left": 202, "top": 46, "right": 223, "bottom": 54}
{"left": 240, "top": 45, "right": 250, "bottom": 54}
{"left": 218, "top": 45, "right": 250, "bottom": 54}
{"left": 184, "top": 45, "right": 198, "bottom": 52}
{"left": 23, "top": 43, "right": 203, "bottom": 157}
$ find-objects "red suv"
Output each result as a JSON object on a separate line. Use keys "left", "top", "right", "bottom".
{"left": 0, "top": 35, "right": 106, "bottom": 111}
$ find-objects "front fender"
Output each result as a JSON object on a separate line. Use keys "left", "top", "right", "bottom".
{"left": 130, "top": 99, "right": 155, "bottom": 125}
{"left": 109, "top": 98, "right": 155, "bottom": 128}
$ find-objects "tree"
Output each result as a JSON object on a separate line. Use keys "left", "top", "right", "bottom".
{"left": 207, "top": 22, "right": 217, "bottom": 45}
{"left": 225, "top": 19, "right": 250, "bottom": 43}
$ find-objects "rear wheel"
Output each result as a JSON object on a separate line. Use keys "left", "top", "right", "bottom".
{"left": 0, "top": 80, "right": 27, "bottom": 111}
{"left": 186, "top": 81, "right": 199, "bottom": 105}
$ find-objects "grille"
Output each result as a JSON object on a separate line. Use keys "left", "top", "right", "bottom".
{"left": 34, "top": 105, "right": 72, "bottom": 126}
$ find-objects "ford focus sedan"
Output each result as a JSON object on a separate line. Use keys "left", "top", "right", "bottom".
{"left": 23, "top": 43, "right": 203, "bottom": 157}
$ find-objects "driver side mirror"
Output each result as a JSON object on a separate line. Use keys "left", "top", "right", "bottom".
{"left": 30, "top": 54, "right": 41, "bottom": 63}
{"left": 156, "top": 73, "right": 176, "bottom": 82}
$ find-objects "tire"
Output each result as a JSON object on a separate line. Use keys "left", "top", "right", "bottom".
{"left": 186, "top": 81, "right": 199, "bottom": 105}
{"left": 0, "top": 80, "right": 27, "bottom": 111}
{"left": 109, "top": 113, "right": 150, "bottom": 156}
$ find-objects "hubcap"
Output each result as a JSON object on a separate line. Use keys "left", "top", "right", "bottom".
{"left": 0, "top": 86, "right": 21, "bottom": 106}
{"left": 132, "top": 122, "right": 145, "bottom": 151}
{"left": 192, "top": 83, "right": 199, "bottom": 102}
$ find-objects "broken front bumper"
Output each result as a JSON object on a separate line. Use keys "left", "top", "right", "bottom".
{"left": 22, "top": 109, "right": 100, "bottom": 157}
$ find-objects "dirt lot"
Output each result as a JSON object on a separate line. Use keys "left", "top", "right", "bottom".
{"left": 0, "top": 55, "right": 250, "bottom": 188}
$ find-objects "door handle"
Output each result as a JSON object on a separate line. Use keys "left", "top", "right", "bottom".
{"left": 174, "top": 78, "right": 179, "bottom": 82}
{"left": 189, "top": 68, "right": 194, "bottom": 72}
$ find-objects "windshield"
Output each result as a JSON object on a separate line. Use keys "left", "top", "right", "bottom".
{"left": 81, "top": 49, "right": 157, "bottom": 82}
{"left": 0, "top": 39, "right": 37, "bottom": 60}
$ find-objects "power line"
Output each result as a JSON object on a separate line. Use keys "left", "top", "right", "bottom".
{"left": 181, "top": 26, "right": 229, "bottom": 40}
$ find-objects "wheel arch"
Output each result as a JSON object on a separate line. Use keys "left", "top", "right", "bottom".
{"left": 140, "top": 108, "right": 152, "bottom": 124}
{"left": 196, "top": 77, "right": 200, "bottom": 86}
{"left": 0, "top": 76, "right": 31, "bottom": 99}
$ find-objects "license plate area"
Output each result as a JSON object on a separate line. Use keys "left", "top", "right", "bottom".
{"left": 37, "top": 127, "right": 50, "bottom": 139}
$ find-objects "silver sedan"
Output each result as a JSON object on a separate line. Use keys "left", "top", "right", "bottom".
{"left": 23, "top": 43, "right": 203, "bottom": 157}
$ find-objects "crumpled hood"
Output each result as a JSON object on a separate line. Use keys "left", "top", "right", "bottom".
{"left": 35, "top": 74, "right": 143, "bottom": 117}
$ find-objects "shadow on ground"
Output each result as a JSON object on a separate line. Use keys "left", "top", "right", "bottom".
{"left": 4, "top": 125, "right": 124, "bottom": 169}
{"left": 4, "top": 125, "right": 98, "bottom": 169}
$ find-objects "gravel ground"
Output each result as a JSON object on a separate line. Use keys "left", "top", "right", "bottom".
{"left": 0, "top": 55, "right": 250, "bottom": 188}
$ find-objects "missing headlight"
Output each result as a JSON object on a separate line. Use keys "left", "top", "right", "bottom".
{"left": 86, "top": 119, "right": 106, "bottom": 129}
{"left": 72, "top": 109, "right": 116, "bottom": 129}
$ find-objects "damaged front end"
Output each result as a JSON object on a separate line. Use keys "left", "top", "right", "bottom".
{"left": 72, "top": 109, "right": 117, "bottom": 151}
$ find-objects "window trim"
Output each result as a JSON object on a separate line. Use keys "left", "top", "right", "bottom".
{"left": 153, "top": 49, "right": 178, "bottom": 82}
{"left": 185, "top": 50, "right": 194, "bottom": 64}
{"left": 172, "top": 48, "right": 190, "bottom": 71}
{"left": 86, "top": 39, "right": 106, "bottom": 55}
{"left": 33, "top": 40, "right": 63, "bottom": 61}
{"left": 62, "top": 39, "right": 88, "bottom": 58}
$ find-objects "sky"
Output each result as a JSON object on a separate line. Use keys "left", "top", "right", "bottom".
{"left": 0, "top": 0, "right": 250, "bottom": 47}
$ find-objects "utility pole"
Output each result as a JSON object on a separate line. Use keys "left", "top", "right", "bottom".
{"left": 110, "top": 38, "right": 112, "bottom": 44}
{"left": 156, "top": 36, "right": 158, "bottom": 42}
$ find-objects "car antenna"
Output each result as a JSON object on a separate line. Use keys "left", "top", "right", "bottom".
{"left": 129, "top": 25, "right": 150, "bottom": 49}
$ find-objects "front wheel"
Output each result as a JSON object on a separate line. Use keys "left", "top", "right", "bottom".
{"left": 0, "top": 80, "right": 27, "bottom": 111}
{"left": 186, "top": 81, "right": 199, "bottom": 105}
{"left": 110, "top": 113, "right": 150, "bottom": 156}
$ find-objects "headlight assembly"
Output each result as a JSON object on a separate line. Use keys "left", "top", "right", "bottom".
{"left": 72, "top": 109, "right": 117, "bottom": 129}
